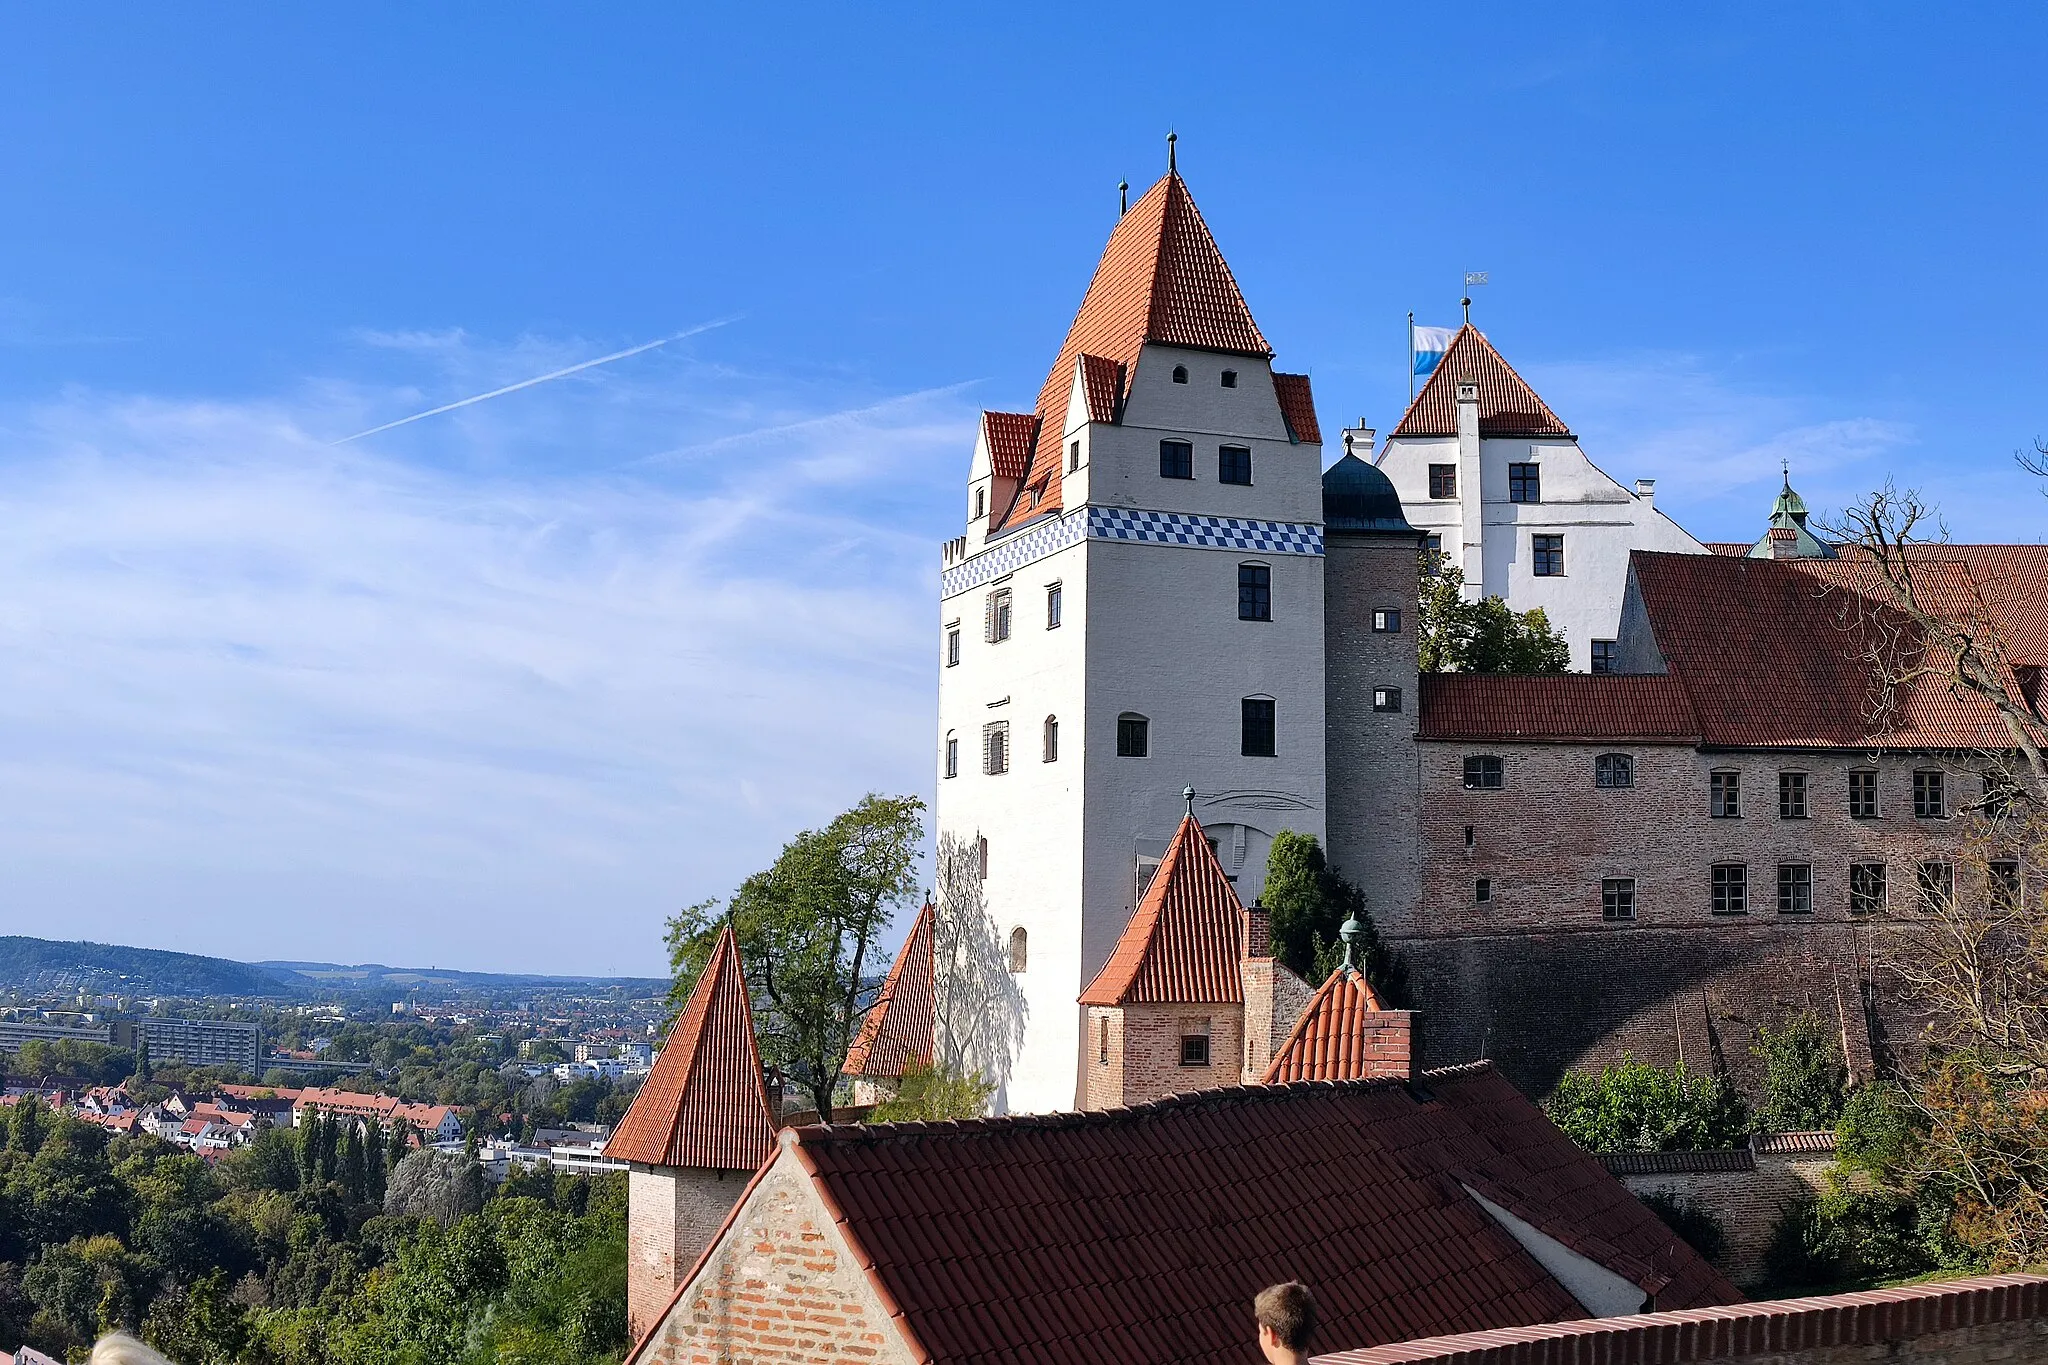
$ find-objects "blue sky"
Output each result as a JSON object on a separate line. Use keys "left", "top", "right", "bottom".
{"left": 1, "top": 6, "right": 2043, "bottom": 975}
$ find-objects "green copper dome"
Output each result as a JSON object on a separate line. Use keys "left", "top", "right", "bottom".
{"left": 1322, "top": 454, "right": 1414, "bottom": 534}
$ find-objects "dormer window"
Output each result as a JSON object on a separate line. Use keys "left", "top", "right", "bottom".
{"left": 1171, "top": 365, "right": 1189, "bottom": 384}
{"left": 1220, "top": 369, "right": 1237, "bottom": 388}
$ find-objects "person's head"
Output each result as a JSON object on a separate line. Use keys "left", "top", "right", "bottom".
{"left": 1254, "top": 1281, "right": 1317, "bottom": 1361}
{"left": 91, "top": 1336, "right": 175, "bottom": 1365}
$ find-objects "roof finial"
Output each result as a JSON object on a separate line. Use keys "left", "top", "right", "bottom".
{"left": 1119, "top": 178, "right": 1129, "bottom": 217}
{"left": 1461, "top": 295, "right": 1473, "bottom": 325}
{"left": 1167, "top": 130, "right": 1177, "bottom": 175}
{"left": 1182, "top": 785, "right": 1195, "bottom": 819}
{"left": 1339, "top": 911, "right": 1362, "bottom": 974}
{"left": 1782, "top": 456, "right": 1792, "bottom": 488}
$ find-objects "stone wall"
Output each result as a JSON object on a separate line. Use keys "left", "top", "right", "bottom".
{"left": 627, "top": 1164, "right": 754, "bottom": 1343}
{"left": 1606, "top": 1137, "right": 1841, "bottom": 1288}
{"left": 635, "top": 1156, "right": 904, "bottom": 1365}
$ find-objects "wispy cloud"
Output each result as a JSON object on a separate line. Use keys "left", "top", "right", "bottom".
{"left": 0, "top": 337, "right": 976, "bottom": 975}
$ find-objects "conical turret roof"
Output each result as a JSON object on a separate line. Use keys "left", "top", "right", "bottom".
{"left": 842, "top": 899, "right": 936, "bottom": 1080}
{"left": 1080, "top": 813, "right": 1246, "bottom": 1007}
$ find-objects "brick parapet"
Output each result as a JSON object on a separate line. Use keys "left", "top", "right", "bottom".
{"left": 1313, "top": 1273, "right": 2048, "bottom": 1365}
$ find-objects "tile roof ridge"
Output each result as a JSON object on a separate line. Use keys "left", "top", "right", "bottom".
{"left": 1390, "top": 324, "right": 1571, "bottom": 440}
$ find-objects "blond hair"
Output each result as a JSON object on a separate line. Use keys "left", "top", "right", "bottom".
{"left": 91, "top": 1335, "right": 176, "bottom": 1365}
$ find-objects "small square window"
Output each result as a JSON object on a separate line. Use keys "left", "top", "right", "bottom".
{"left": 1238, "top": 564, "right": 1272, "bottom": 622}
{"left": 945, "top": 626, "right": 960, "bottom": 667}
{"left": 1532, "top": 534, "right": 1565, "bottom": 577}
{"left": 1371, "top": 608, "right": 1401, "bottom": 634}
{"left": 1428, "top": 464, "right": 1457, "bottom": 499}
{"left": 1463, "top": 756, "right": 1504, "bottom": 790}
{"left": 1711, "top": 863, "right": 1748, "bottom": 915}
{"left": 1848, "top": 769, "right": 1879, "bottom": 819}
{"left": 1914, "top": 770, "right": 1946, "bottom": 818}
{"left": 1046, "top": 582, "right": 1063, "bottom": 629}
{"left": 1779, "top": 771, "right": 1808, "bottom": 820}
{"left": 1509, "top": 463, "right": 1541, "bottom": 504}
{"left": 1242, "top": 698, "right": 1276, "bottom": 757}
{"left": 1849, "top": 862, "right": 1887, "bottom": 915}
{"left": 1179, "top": 1033, "right": 1210, "bottom": 1066}
{"left": 1220, "top": 369, "right": 1238, "bottom": 388}
{"left": 1710, "top": 770, "right": 1741, "bottom": 818}
{"left": 1602, "top": 877, "right": 1636, "bottom": 921}
{"left": 1372, "top": 687, "right": 1402, "bottom": 713}
{"left": 1159, "top": 439, "right": 1194, "bottom": 479}
{"left": 1171, "top": 365, "right": 1189, "bottom": 384}
{"left": 1218, "top": 445, "right": 1253, "bottom": 485}
{"left": 1117, "top": 713, "right": 1149, "bottom": 758}
{"left": 1777, "top": 863, "right": 1812, "bottom": 914}
{"left": 1475, "top": 877, "right": 1492, "bottom": 904}
{"left": 1917, "top": 860, "right": 1954, "bottom": 911}
{"left": 1595, "top": 753, "right": 1634, "bottom": 789}
{"left": 1590, "top": 640, "right": 1618, "bottom": 674}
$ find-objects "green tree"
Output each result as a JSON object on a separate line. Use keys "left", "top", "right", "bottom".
{"left": 134, "top": 1035, "right": 152, "bottom": 1085}
{"left": 1544, "top": 1055, "right": 1751, "bottom": 1153}
{"left": 338, "top": 1121, "right": 367, "bottom": 1204}
{"left": 364, "top": 1117, "right": 388, "bottom": 1205}
{"left": 1417, "top": 554, "right": 1572, "bottom": 674}
{"left": 667, "top": 793, "right": 925, "bottom": 1122}
{"left": 868, "top": 1062, "right": 994, "bottom": 1122}
{"left": 296, "top": 1115, "right": 318, "bottom": 1188}
{"left": 1260, "top": 831, "right": 1398, "bottom": 996}
{"left": 1753, "top": 1010, "right": 1849, "bottom": 1134}
{"left": 8, "top": 1092, "right": 51, "bottom": 1156}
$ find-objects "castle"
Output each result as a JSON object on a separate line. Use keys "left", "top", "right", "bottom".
{"left": 932, "top": 164, "right": 2048, "bottom": 1115}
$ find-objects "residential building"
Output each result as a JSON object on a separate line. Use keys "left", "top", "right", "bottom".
{"left": 137, "top": 1017, "right": 262, "bottom": 1073}
{"left": 290, "top": 1086, "right": 462, "bottom": 1141}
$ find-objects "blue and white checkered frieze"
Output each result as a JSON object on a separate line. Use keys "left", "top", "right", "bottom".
{"left": 940, "top": 508, "right": 1323, "bottom": 598}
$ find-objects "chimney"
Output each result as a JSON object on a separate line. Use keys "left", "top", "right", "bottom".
{"left": 1242, "top": 903, "right": 1272, "bottom": 960}
{"left": 1340, "top": 424, "right": 1377, "bottom": 461}
{"left": 1635, "top": 478, "right": 1656, "bottom": 506}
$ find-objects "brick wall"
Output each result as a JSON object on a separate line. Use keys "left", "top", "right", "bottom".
{"left": 628, "top": 1164, "right": 754, "bottom": 1342}
{"left": 1608, "top": 1143, "right": 1842, "bottom": 1288}
{"left": 635, "top": 1156, "right": 906, "bottom": 1365}
{"left": 1080, "top": 1003, "right": 1245, "bottom": 1109}
{"left": 1315, "top": 1273, "right": 2048, "bottom": 1365}
{"left": 1241, "top": 958, "right": 1314, "bottom": 1081}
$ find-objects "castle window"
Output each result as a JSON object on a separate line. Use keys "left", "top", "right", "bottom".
{"left": 986, "top": 588, "right": 1012, "bottom": 643}
{"left": 1465, "top": 825, "right": 1475, "bottom": 849}
{"left": 1372, "top": 608, "right": 1401, "bottom": 633}
{"left": 1043, "top": 716, "right": 1059, "bottom": 763}
{"left": 1238, "top": 563, "right": 1272, "bottom": 621}
{"left": 1777, "top": 863, "right": 1812, "bottom": 914}
{"left": 982, "top": 722, "right": 1010, "bottom": 775}
{"left": 1172, "top": 365, "right": 1189, "bottom": 384}
{"left": 1602, "top": 877, "right": 1636, "bottom": 921}
{"left": 1849, "top": 769, "right": 1879, "bottom": 819}
{"left": 1779, "top": 771, "right": 1809, "bottom": 820}
{"left": 1850, "top": 862, "right": 1887, "bottom": 915}
{"left": 1991, "top": 860, "right": 2022, "bottom": 910}
{"left": 1098, "top": 1015, "right": 1109, "bottom": 1065}
{"left": 1117, "top": 713, "right": 1149, "bottom": 758}
{"left": 1711, "top": 863, "right": 1748, "bottom": 915}
{"left": 1008, "top": 927, "right": 1028, "bottom": 973}
{"left": 1983, "top": 771, "right": 2016, "bottom": 818}
{"left": 1918, "top": 860, "right": 1955, "bottom": 911}
{"left": 1179, "top": 1033, "right": 1210, "bottom": 1067}
{"left": 944, "top": 733, "right": 958, "bottom": 779}
{"left": 1595, "top": 753, "right": 1634, "bottom": 788}
{"left": 1428, "top": 464, "right": 1457, "bottom": 499}
{"left": 946, "top": 624, "right": 960, "bottom": 667}
{"left": 1372, "top": 687, "right": 1402, "bottom": 713}
{"left": 1913, "top": 769, "right": 1946, "bottom": 818}
{"left": 1475, "top": 877, "right": 1492, "bottom": 904}
{"left": 1241, "top": 697, "right": 1276, "bottom": 757}
{"left": 1069, "top": 440, "right": 1081, "bottom": 473}
{"left": 1509, "top": 463, "right": 1541, "bottom": 503}
{"left": 1532, "top": 534, "right": 1566, "bottom": 577}
{"left": 1710, "top": 770, "right": 1741, "bottom": 818}
{"left": 1463, "top": 756, "right": 1504, "bottom": 790}
{"left": 1591, "top": 640, "right": 1618, "bottom": 674}
{"left": 1159, "top": 439, "right": 1194, "bottom": 479}
{"left": 974, "top": 486, "right": 986, "bottom": 520}
{"left": 1046, "top": 581, "right": 1063, "bottom": 629}
{"left": 1220, "top": 369, "right": 1237, "bottom": 388}
{"left": 977, "top": 836, "right": 989, "bottom": 881}
{"left": 1219, "top": 445, "right": 1253, "bottom": 485}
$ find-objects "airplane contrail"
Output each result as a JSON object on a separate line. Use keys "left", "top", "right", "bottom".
{"left": 333, "top": 316, "right": 738, "bottom": 444}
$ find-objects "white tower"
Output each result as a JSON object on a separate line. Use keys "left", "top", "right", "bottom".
{"left": 935, "top": 166, "right": 1327, "bottom": 1114}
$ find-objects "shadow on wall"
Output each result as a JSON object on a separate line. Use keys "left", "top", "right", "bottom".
{"left": 934, "top": 832, "right": 1029, "bottom": 1109}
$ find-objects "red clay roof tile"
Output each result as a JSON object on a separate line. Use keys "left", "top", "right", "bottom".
{"left": 1077, "top": 353, "right": 1123, "bottom": 425}
{"left": 1079, "top": 814, "right": 1246, "bottom": 1007}
{"left": 604, "top": 926, "right": 775, "bottom": 1171}
{"left": 1418, "top": 673, "right": 1700, "bottom": 744}
{"left": 981, "top": 410, "right": 1037, "bottom": 482}
{"left": 843, "top": 900, "right": 937, "bottom": 1079}
{"left": 1262, "top": 968, "right": 1396, "bottom": 1083}
{"left": 1391, "top": 326, "right": 1570, "bottom": 440}
{"left": 1273, "top": 371, "right": 1321, "bottom": 444}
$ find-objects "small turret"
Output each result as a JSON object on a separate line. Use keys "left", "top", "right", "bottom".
{"left": 1746, "top": 465, "right": 1835, "bottom": 559}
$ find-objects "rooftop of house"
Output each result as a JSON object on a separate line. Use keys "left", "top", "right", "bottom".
{"left": 1080, "top": 810, "right": 1249, "bottom": 1007}
{"left": 750, "top": 1063, "right": 1737, "bottom": 1365}
{"left": 1390, "top": 324, "right": 1572, "bottom": 441}
{"left": 1262, "top": 965, "right": 1399, "bottom": 1084}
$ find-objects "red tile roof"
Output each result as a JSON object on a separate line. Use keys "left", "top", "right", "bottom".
{"left": 842, "top": 900, "right": 936, "bottom": 1080}
{"left": 1080, "top": 814, "right": 1246, "bottom": 1007}
{"left": 1391, "top": 325, "right": 1571, "bottom": 440}
{"left": 980, "top": 410, "right": 1036, "bottom": 482}
{"left": 1418, "top": 674, "right": 1700, "bottom": 744}
{"left": 1261, "top": 968, "right": 1395, "bottom": 1083}
{"left": 605, "top": 926, "right": 775, "bottom": 1171}
{"left": 1078, "top": 353, "right": 1123, "bottom": 424}
{"left": 995, "top": 173, "right": 1271, "bottom": 531}
{"left": 1274, "top": 370, "right": 1322, "bottom": 444}
{"left": 777, "top": 1065, "right": 1737, "bottom": 1365}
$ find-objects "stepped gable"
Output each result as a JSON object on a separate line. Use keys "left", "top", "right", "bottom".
{"left": 994, "top": 172, "right": 1272, "bottom": 531}
{"left": 980, "top": 410, "right": 1037, "bottom": 481}
{"left": 842, "top": 899, "right": 936, "bottom": 1080}
{"left": 1391, "top": 324, "right": 1571, "bottom": 440}
{"left": 765, "top": 1066, "right": 1738, "bottom": 1365}
{"left": 1261, "top": 967, "right": 1390, "bottom": 1083}
{"left": 605, "top": 926, "right": 774, "bottom": 1171}
{"left": 1080, "top": 813, "right": 1246, "bottom": 1007}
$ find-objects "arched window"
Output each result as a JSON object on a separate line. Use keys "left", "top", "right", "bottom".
{"left": 1008, "top": 926, "right": 1028, "bottom": 973}
{"left": 1043, "top": 715, "right": 1059, "bottom": 763}
{"left": 1220, "top": 369, "right": 1238, "bottom": 388}
{"left": 1171, "top": 364, "right": 1189, "bottom": 384}
{"left": 977, "top": 836, "right": 989, "bottom": 881}
{"left": 1117, "top": 712, "right": 1149, "bottom": 758}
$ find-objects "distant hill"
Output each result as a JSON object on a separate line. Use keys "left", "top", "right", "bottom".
{"left": 258, "top": 960, "right": 669, "bottom": 995}
{"left": 0, "top": 937, "right": 296, "bottom": 998}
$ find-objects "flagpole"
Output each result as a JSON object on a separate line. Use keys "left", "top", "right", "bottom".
{"left": 1407, "top": 311, "right": 1415, "bottom": 404}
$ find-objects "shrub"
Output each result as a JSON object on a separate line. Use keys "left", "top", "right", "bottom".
{"left": 1544, "top": 1055, "right": 1751, "bottom": 1153}
{"left": 869, "top": 1062, "right": 994, "bottom": 1122}
{"left": 1753, "top": 1010, "right": 1848, "bottom": 1134}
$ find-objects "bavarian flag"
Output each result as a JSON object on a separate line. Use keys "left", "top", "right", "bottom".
{"left": 1411, "top": 326, "right": 1457, "bottom": 377}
